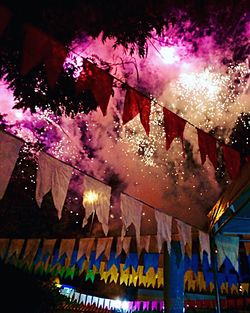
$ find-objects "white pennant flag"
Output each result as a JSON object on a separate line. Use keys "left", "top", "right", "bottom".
{"left": 36, "top": 152, "right": 72, "bottom": 219}
{"left": 0, "top": 131, "right": 23, "bottom": 199}
{"left": 79, "top": 293, "right": 86, "bottom": 304}
{"left": 215, "top": 234, "right": 239, "bottom": 272}
{"left": 120, "top": 194, "right": 142, "bottom": 250}
{"left": 176, "top": 219, "right": 192, "bottom": 257}
{"left": 82, "top": 175, "right": 111, "bottom": 236}
{"left": 198, "top": 230, "right": 211, "bottom": 264}
{"left": 155, "top": 210, "right": 172, "bottom": 254}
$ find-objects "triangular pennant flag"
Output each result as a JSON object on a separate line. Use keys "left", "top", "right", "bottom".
{"left": 0, "top": 131, "right": 23, "bottom": 199}
{"left": 215, "top": 234, "right": 239, "bottom": 272}
{"left": 22, "top": 239, "right": 41, "bottom": 268}
{"left": 85, "top": 269, "right": 95, "bottom": 283}
{"left": 76, "top": 60, "right": 114, "bottom": 116}
{"left": 122, "top": 87, "right": 151, "bottom": 135}
{"left": 146, "top": 268, "right": 157, "bottom": 288}
{"left": 58, "top": 239, "right": 75, "bottom": 268}
{"left": 121, "top": 194, "right": 142, "bottom": 250}
{"left": 0, "top": 5, "right": 12, "bottom": 35}
{"left": 36, "top": 152, "right": 72, "bottom": 219}
{"left": 96, "top": 237, "right": 113, "bottom": 260}
{"left": 222, "top": 145, "right": 241, "bottom": 180}
{"left": 157, "top": 268, "right": 164, "bottom": 288}
{"left": 124, "top": 253, "right": 139, "bottom": 271}
{"left": 78, "top": 238, "right": 95, "bottom": 261}
{"left": 163, "top": 107, "right": 186, "bottom": 151}
{"left": 21, "top": 25, "right": 50, "bottom": 75}
{"left": 119, "top": 263, "right": 130, "bottom": 286}
{"left": 144, "top": 253, "right": 159, "bottom": 274}
{"left": 5, "top": 239, "right": 24, "bottom": 264}
{"left": 0, "top": 238, "right": 9, "bottom": 260}
{"left": 109, "top": 264, "right": 119, "bottom": 284}
{"left": 82, "top": 176, "right": 111, "bottom": 236}
{"left": 197, "top": 129, "right": 218, "bottom": 170}
{"left": 176, "top": 220, "right": 192, "bottom": 258}
{"left": 38, "top": 239, "right": 56, "bottom": 271}
{"left": 155, "top": 210, "right": 172, "bottom": 254}
{"left": 45, "top": 38, "right": 67, "bottom": 88}
{"left": 139, "top": 235, "right": 151, "bottom": 255}
{"left": 116, "top": 236, "right": 132, "bottom": 257}
{"left": 129, "top": 267, "right": 139, "bottom": 287}
{"left": 198, "top": 230, "right": 211, "bottom": 264}
{"left": 244, "top": 242, "right": 250, "bottom": 255}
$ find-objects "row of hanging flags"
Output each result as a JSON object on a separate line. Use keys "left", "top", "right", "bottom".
{"left": 0, "top": 129, "right": 211, "bottom": 255}
{"left": 0, "top": 130, "right": 243, "bottom": 270}
{"left": 0, "top": 5, "right": 248, "bottom": 181}
{"left": 0, "top": 236, "right": 247, "bottom": 294}
{"left": 60, "top": 294, "right": 250, "bottom": 313}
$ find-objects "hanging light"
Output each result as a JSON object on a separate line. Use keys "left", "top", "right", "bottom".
{"left": 83, "top": 190, "right": 98, "bottom": 204}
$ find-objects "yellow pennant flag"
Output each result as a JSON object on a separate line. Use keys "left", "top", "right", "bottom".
{"left": 209, "top": 282, "right": 215, "bottom": 293}
{"left": 146, "top": 268, "right": 156, "bottom": 288}
{"left": 157, "top": 268, "right": 164, "bottom": 288}
{"left": 109, "top": 265, "right": 119, "bottom": 284}
{"left": 100, "top": 271, "right": 110, "bottom": 284}
{"left": 231, "top": 284, "right": 239, "bottom": 294}
{"left": 129, "top": 268, "right": 138, "bottom": 287}
{"left": 138, "top": 266, "right": 147, "bottom": 287}
{"left": 241, "top": 283, "right": 249, "bottom": 294}
{"left": 120, "top": 264, "right": 130, "bottom": 286}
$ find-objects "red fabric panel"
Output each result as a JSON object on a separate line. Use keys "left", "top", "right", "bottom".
{"left": 76, "top": 60, "right": 114, "bottom": 116}
{"left": 122, "top": 87, "right": 151, "bottom": 135}
{"left": 0, "top": 5, "right": 12, "bottom": 35}
{"left": 222, "top": 145, "right": 241, "bottom": 180}
{"left": 20, "top": 25, "right": 49, "bottom": 75}
{"left": 163, "top": 107, "right": 186, "bottom": 150}
{"left": 45, "top": 38, "right": 67, "bottom": 88}
{"left": 197, "top": 129, "right": 218, "bottom": 169}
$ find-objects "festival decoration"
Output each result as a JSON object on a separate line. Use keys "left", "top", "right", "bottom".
{"left": 222, "top": 145, "right": 241, "bottom": 179}
{"left": 0, "top": 5, "right": 12, "bottom": 35}
{"left": 197, "top": 129, "right": 218, "bottom": 170}
{"left": 76, "top": 60, "right": 114, "bottom": 116}
{"left": 198, "top": 230, "right": 211, "bottom": 264}
{"left": 82, "top": 175, "right": 111, "bottom": 236}
{"left": 176, "top": 220, "right": 192, "bottom": 258}
{"left": 163, "top": 107, "right": 186, "bottom": 152}
{"left": 122, "top": 87, "right": 151, "bottom": 136}
{"left": 155, "top": 210, "right": 172, "bottom": 254}
{"left": 120, "top": 194, "right": 142, "bottom": 251}
{"left": 0, "top": 131, "right": 23, "bottom": 199}
{"left": 36, "top": 152, "right": 72, "bottom": 219}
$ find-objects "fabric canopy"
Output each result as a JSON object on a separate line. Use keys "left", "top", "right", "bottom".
{"left": 208, "top": 161, "right": 250, "bottom": 233}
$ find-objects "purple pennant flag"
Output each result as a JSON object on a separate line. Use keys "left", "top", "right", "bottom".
{"left": 151, "top": 300, "right": 158, "bottom": 311}
{"left": 128, "top": 301, "right": 134, "bottom": 311}
{"left": 134, "top": 301, "right": 141, "bottom": 311}
{"left": 143, "top": 301, "right": 150, "bottom": 311}
{"left": 160, "top": 301, "right": 164, "bottom": 311}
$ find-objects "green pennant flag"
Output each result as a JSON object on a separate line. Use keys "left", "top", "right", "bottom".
{"left": 85, "top": 270, "right": 95, "bottom": 283}
{"left": 64, "top": 266, "right": 75, "bottom": 280}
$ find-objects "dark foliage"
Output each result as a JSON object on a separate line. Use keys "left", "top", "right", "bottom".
{"left": 0, "top": 260, "right": 67, "bottom": 313}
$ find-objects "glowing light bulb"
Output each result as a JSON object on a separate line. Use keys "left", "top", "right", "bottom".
{"left": 83, "top": 190, "right": 98, "bottom": 204}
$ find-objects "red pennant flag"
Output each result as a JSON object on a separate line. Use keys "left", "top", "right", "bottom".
{"left": 163, "top": 107, "right": 186, "bottom": 150}
{"left": 0, "top": 5, "right": 12, "bottom": 35}
{"left": 122, "top": 87, "right": 151, "bottom": 136}
{"left": 20, "top": 25, "right": 49, "bottom": 75}
{"left": 45, "top": 38, "right": 67, "bottom": 88}
{"left": 222, "top": 145, "right": 241, "bottom": 180}
{"left": 76, "top": 60, "right": 114, "bottom": 116}
{"left": 197, "top": 129, "right": 218, "bottom": 170}
{"left": 21, "top": 25, "right": 67, "bottom": 87}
